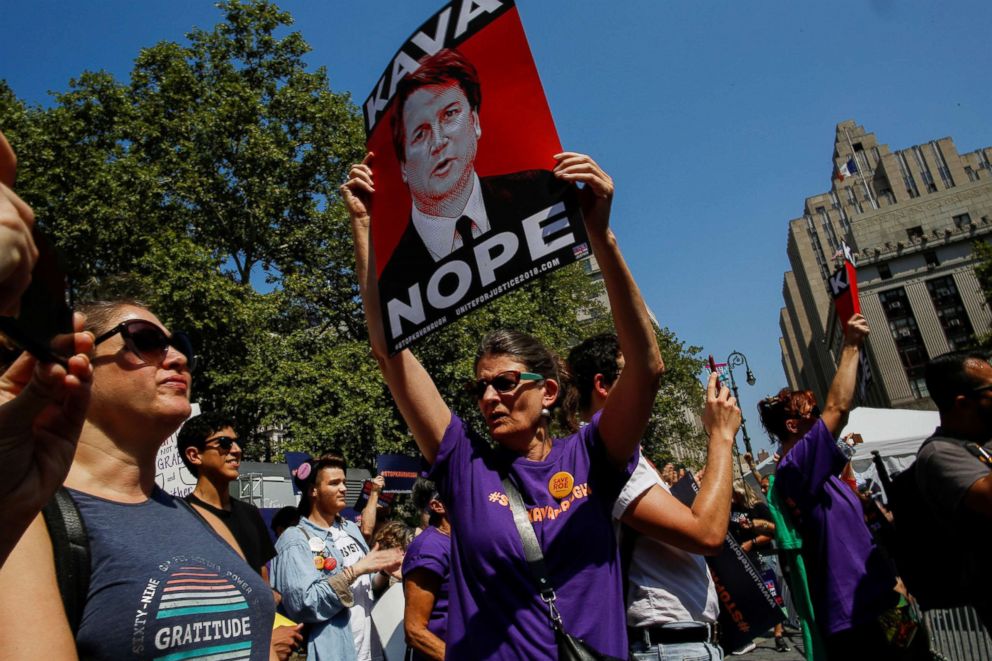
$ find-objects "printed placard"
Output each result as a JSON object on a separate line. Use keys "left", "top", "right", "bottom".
{"left": 154, "top": 403, "right": 201, "bottom": 497}
{"left": 376, "top": 453, "right": 422, "bottom": 493}
{"left": 670, "top": 473, "right": 784, "bottom": 651}
{"left": 363, "top": 0, "right": 587, "bottom": 353}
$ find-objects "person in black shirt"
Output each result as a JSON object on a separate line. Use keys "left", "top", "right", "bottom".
{"left": 178, "top": 411, "right": 277, "bottom": 579}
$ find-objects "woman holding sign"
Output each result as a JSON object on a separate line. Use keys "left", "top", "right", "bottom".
{"left": 760, "top": 314, "right": 928, "bottom": 659}
{"left": 344, "top": 151, "right": 663, "bottom": 660}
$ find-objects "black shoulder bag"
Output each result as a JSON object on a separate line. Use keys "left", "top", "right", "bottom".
{"left": 501, "top": 476, "right": 627, "bottom": 661}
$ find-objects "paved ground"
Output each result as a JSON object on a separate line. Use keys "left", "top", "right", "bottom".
{"left": 726, "top": 629, "right": 806, "bottom": 660}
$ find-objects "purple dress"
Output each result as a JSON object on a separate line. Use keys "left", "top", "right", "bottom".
{"left": 402, "top": 525, "right": 451, "bottom": 658}
{"left": 429, "top": 411, "right": 635, "bottom": 660}
{"left": 775, "top": 419, "right": 896, "bottom": 636}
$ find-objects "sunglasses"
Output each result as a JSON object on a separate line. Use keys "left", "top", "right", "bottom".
{"left": 94, "top": 319, "right": 198, "bottom": 372}
{"left": 465, "top": 370, "right": 543, "bottom": 399}
{"left": 203, "top": 436, "right": 239, "bottom": 452}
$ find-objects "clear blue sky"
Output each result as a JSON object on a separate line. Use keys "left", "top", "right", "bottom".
{"left": 3, "top": 0, "right": 990, "bottom": 455}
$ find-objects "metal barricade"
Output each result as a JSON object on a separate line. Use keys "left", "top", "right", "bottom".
{"left": 926, "top": 606, "right": 992, "bottom": 661}
{"left": 237, "top": 472, "right": 265, "bottom": 508}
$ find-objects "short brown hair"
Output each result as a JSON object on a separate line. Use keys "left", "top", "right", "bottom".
{"left": 390, "top": 48, "right": 481, "bottom": 162}
{"left": 296, "top": 452, "right": 348, "bottom": 516}
{"left": 77, "top": 299, "right": 150, "bottom": 336}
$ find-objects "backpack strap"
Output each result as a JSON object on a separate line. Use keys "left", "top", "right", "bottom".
{"left": 41, "top": 486, "right": 91, "bottom": 636}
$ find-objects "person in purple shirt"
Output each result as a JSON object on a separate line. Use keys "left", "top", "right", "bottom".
{"left": 759, "top": 314, "right": 926, "bottom": 660}
{"left": 344, "top": 151, "right": 664, "bottom": 660}
{"left": 403, "top": 478, "right": 451, "bottom": 660}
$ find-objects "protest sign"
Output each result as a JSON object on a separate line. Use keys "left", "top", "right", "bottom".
{"left": 154, "top": 403, "right": 201, "bottom": 497}
{"left": 353, "top": 480, "right": 397, "bottom": 515}
{"left": 670, "top": 473, "right": 784, "bottom": 651}
{"left": 371, "top": 583, "right": 407, "bottom": 661}
{"left": 828, "top": 241, "right": 861, "bottom": 324}
{"left": 829, "top": 241, "right": 872, "bottom": 399}
{"left": 284, "top": 451, "right": 312, "bottom": 495}
{"left": 363, "top": 0, "right": 588, "bottom": 353}
{"left": 376, "top": 453, "right": 422, "bottom": 493}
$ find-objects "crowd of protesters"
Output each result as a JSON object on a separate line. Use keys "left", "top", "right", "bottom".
{"left": 1, "top": 80, "right": 992, "bottom": 661}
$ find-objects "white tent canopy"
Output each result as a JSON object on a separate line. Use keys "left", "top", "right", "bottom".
{"left": 845, "top": 406, "right": 941, "bottom": 473}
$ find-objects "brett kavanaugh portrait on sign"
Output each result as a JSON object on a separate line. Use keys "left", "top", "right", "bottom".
{"left": 362, "top": 0, "right": 589, "bottom": 353}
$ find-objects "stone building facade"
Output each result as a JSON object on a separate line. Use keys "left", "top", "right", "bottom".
{"left": 779, "top": 120, "right": 992, "bottom": 410}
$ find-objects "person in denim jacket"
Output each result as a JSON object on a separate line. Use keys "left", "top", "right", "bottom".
{"left": 273, "top": 454, "right": 403, "bottom": 661}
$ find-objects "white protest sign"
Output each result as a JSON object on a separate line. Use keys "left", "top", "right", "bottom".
{"left": 154, "top": 402, "right": 201, "bottom": 497}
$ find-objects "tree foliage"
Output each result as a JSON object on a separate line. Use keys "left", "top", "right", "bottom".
{"left": 0, "top": 0, "right": 706, "bottom": 468}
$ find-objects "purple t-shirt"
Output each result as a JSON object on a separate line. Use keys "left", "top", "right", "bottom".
{"left": 402, "top": 525, "right": 451, "bottom": 657}
{"left": 775, "top": 419, "right": 896, "bottom": 636}
{"left": 430, "top": 411, "right": 635, "bottom": 660}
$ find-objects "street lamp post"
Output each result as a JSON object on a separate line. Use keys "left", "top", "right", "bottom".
{"left": 725, "top": 350, "right": 756, "bottom": 459}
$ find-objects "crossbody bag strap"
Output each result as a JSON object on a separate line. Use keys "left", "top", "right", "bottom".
{"left": 964, "top": 442, "right": 992, "bottom": 468}
{"left": 500, "top": 475, "right": 563, "bottom": 630}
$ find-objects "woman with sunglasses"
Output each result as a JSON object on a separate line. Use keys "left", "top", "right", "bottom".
{"left": 759, "top": 314, "right": 924, "bottom": 659}
{"left": 343, "top": 152, "right": 663, "bottom": 660}
{"left": 0, "top": 299, "right": 300, "bottom": 660}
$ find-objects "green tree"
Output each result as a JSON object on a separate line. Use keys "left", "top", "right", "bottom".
{"left": 0, "top": 0, "right": 706, "bottom": 468}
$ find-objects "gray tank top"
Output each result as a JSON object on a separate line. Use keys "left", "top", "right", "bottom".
{"left": 69, "top": 487, "right": 275, "bottom": 660}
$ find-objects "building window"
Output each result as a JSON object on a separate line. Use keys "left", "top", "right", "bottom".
{"left": 906, "top": 226, "right": 924, "bottom": 241}
{"left": 927, "top": 276, "right": 975, "bottom": 351}
{"left": 923, "top": 250, "right": 939, "bottom": 269}
{"left": 897, "top": 152, "right": 919, "bottom": 199}
{"left": 966, "top": 166, "right": 978, "bottom": 182}
{"left": 831, "top": 191, "right": 852, "bottom": 232}
{"left": 817, "top": 207, "right": 839, "bottom": 250}
{"left": 805, "top": 215, "right": 829, "bottom": 280}
{"left": 931, "top": 142, "right": 955, "bottom": 189}
{"left": 845, "top": 186, "right": 864, "bottom": 214}
{"left": 913, "top": 146, "right": 938, "bottom": 193}
{"left": 953, "top": 213, "right": 972, "bottom": 230}
{"left": 878, "top": 287, "right": 930, "bottom": 399}
{"left": 878, "top": 263, "right": 892, "bottom": 280}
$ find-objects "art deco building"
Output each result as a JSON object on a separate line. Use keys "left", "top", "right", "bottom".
{"left": 779, "top": 120, "right": 992, "bottom": 410}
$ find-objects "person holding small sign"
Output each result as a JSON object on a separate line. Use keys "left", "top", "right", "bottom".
{"left": 760, "top": 314, "right": 926, "bottom": 659}
{"left": 344, "top": 151, "right": 663, "bottom": 660}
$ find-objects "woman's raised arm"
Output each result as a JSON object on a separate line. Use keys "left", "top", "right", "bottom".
{"left": 342, "top": 153, "right": 450, "bottom": 464}
{"left": 553, "top": 153, "right": 664, "bottom": 470}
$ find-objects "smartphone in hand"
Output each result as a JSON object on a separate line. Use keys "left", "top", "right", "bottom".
{"left": 708, "top": 355, "right": 722, "bottom": 394}
{"left": 0, "top": 228, "right": 73, "bottom": 367}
